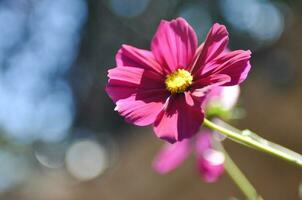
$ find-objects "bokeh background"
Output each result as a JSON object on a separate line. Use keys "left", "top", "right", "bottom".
{"left": 0, "top": 0, "right": 301, "bottom": 199}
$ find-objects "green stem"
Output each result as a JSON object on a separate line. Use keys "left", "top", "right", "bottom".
{"left": 203, "top": 118, "right": 302, "bottom": 169}
{"left": 216, "top": 142, "right": 263, "bottom": 200}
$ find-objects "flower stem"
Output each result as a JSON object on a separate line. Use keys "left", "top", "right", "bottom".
{"left": 215, "top": 142, "right": 263, "bottom": 200}
{"left": 203, "top": 118, "right": 302, "bottom": 169}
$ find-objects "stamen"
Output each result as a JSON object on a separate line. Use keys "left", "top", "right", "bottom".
{"left": 165, "top": 69, "right": 193, "bottom": 94}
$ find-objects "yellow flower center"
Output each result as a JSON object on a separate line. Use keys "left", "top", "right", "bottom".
{"left": 165, "top": 69, "right": 193, "bottom": 94}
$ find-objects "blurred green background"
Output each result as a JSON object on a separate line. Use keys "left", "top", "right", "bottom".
{"left": 0, "top": 0, "right": 301, "bottom": 199}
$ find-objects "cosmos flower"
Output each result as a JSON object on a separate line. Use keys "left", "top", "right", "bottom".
{"left": 106, "top": 17, "right": 251, "bottom": 143}
{"left": 152, "top": 86, "right": 240, "bottom": 182}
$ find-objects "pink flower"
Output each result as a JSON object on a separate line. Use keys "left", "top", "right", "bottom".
{"left": 106, "top": 17, "right": 251, "bottom": 143}
{"left": 205, "top": 85, "right": 240, "bottom": 111}
{"left": 152, "top": 129, "right": 225, "bottom": 183}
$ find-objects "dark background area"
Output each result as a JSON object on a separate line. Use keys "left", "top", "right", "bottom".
{"left": 0, "top": 0, "right": 301, "bottom": 199}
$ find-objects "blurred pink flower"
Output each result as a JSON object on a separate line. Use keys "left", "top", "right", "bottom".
{"left": 106, "top": 17, "right": 251, "bottom": 143}
{"left": 205, "top": 85, "right": 240, "bottom": 110}
{"left": 152, "top": 129, "right": 225, "bottom": 182}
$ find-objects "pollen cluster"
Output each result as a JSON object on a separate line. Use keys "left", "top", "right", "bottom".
{"left": 165, "top": 69, "right": 193, "bottom": 94}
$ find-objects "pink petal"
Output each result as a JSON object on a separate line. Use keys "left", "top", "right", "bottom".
{"left": 106, "top": 66, "right": 164, "bottom": 102}
{"left": 194, "top": 130, "right": 213, "bottom": 154}
{"left": 191, "top": 23, "right": 228, "bottom": 75}
{"left": 152, "top": 139, "right": 191, "bottom": 174}
{"left": 115, "top": 90, "right": 168, "bottom": 126}
{"left": 200, "top": 50, "right": 252, "bottom": 86}
{"left": 151, "top": 17, "right": 198, "bottom": 73}
{"left": 153, "top": 94, "right": 204, "bottom": 143}
{"left": 116, "top": 44, "right": 164, "bottom": 75}
{"left": 106, "top": 66, "right": 169, "bottom": 126}
{"left": 184, "top": 91, "right": 194, "bottom": 106}
{"left": 197, "top": 149, "right": 225, "bottom": 183}
{"left": 191, "top": 74, "right": 231, "bottom": 98}
{"left": 205, "top": 85, "right": 240, "bottom": 110}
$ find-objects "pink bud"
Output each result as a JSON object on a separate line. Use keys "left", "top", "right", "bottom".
{"left": 197, "top": 149, "right": 225, "bottom": 183}
{"left": 205, "top": 85, "right": 240, "bottom": 110}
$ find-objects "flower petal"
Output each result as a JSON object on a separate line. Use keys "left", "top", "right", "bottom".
{"left": 184, "top": 91, "right": 194, "bottom": 106}
{"left": 116, "top": 44, "right": 164, "bottom": 75}
{"left": 153, "top": 94, "right": 204, "bottom": 143}
{"left": 106, "top": 66, "right": 165, "bottom": 102}
{"left": 152, "top": 140, "right": 191, "bottom": 174}
{"left": 194, "top": 130, "right": 212, "bottom": 155}
{"left": 191, "top": 74, "right": 231, "bottom": 98}
{"left": 191, "top": 23, "right": 228, "bottom": 74}
{"left": 106, "top": 66, "right": 168, "bottom": 126}
{"left": 196, "top": 149, "right": 225, "bottom": 183}
{"left": 205, "top": 85, "right": 240, "bottom": 110}
{"left": 200, "top": 50, "right": 251, "bottom": 86}
{"left": 151, "top": 18, "right": 198, "bottom": 73}
{"left": 115, "top": 90, "right": 168, "bottom": 126}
